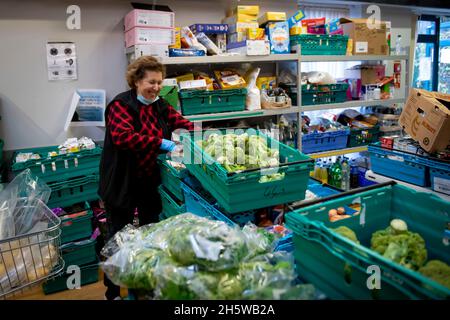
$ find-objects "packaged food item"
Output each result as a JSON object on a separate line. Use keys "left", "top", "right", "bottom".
{"left": 265, "top": 21, "right": 290, "bottom": 54}
{"left": 288, "top": 10, "right": 305, "bottom": 28}
{"left": 214, "top": 70, "right": 246, "bottom": 89}
{"left": 232, "top": 5, "right": 260, "bottom": 16}
{"left": 169, "top": 48, "right": 206, "bottom": 57}
{"left": 178, "top": 79, "right": 208, "bottom": 91}
{"left": 169, "top": 27, "right": 181, "bottom": 49}
{"left": 195, "top": 32, "right": 222, "bottom": 55}
{"left": 256, "top": 76, "right": 277, "bottom": 90}
{"left": 258, "top": 12, "right": 287, "bottom": 26}
{"left": 247, "top": 28, "right": 265, "bottom": 40}
{"left": 175, "top": 73, "right": 194, "bottom": 83}
{"left": 228, "top": 22, "right": 259, "bottom": 34}
{"left": 180, "top": 27, "right": 207, "bottom": 53}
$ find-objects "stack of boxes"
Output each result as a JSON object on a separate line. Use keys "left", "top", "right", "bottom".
{"left": 124, "top": 8, "right": 176, "bottom": 61}
{"left": 10, "top": 142, "right": 102, "bottom": 294}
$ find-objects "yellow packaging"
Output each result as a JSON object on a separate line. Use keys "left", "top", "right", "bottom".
{"left": 175, "top": 73, "right": 194, "bottom": 83}
{"left": 237, "top": 13, "right": 258, "bottom": 22}
{"left": 289, "top": 25, "right": 303, "bottom": 36}
{"left": 233, "top": 5, "right": 260, "bottom": 16}
{"left": 247, "top": 28, "right": 265, "bottom": 40}
{"left": 169, "top": 27, "right": 181, "bottom": 49}
{"left": 256, "top": 76, "right": 277, "bottom": 90}
{"left": 258, "top": 12, "right": 287, "bottom": 25}
{"left": 346, "top": 39, "right": 353, "bottom": 56}
{"left": 214, "top": 70, "right": 246, "bottom": 89}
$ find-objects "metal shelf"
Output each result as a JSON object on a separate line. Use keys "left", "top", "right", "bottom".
{"left": 308, "top": 146, "right": 369, "bottom": 159}
{"left": 302, "top": 98, "right": 405, "bottom": 112}
{"left": 301, "top": 55, "right": 408, "bottom": 62}
{"left": 160, "top": 54, "right": 301, "bottom": 65}
{"left": 365, "top": 170, "right": 450, "bottom": 202}
{"left": 184, "top": 106, "right": 301, "bottom": 122}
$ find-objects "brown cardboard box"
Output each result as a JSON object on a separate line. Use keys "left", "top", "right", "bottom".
{"left": 345, "top": 64, "right": 386, "bottom": 85}
{"left": 340, "top": 18, "right": 389, "bottom": 55}
{"left": 399, "top": 89, "right": 450, "bottom": 153}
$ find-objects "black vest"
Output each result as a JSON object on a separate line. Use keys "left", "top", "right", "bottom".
{"left": 98, "top": 89, "right": 171, "bottom": 209}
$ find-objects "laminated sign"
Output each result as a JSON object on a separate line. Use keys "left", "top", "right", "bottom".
{"left": 46, "top": 42, "right": 77, "bottom": 81}
{"left": 65, "top": 89, "right": 106, "bottom": 130}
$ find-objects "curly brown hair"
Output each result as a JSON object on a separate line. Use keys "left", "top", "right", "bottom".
{"left": 126, "top": 56, "right": 166, "bottom": 89}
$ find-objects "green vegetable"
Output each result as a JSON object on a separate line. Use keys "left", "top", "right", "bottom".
{"left": 371, "top": 220, "right": 427, "bottom": 270}
{"left": 390, "top": 219, "right": 408, "bottom": 234}
{"left": 419, "top": 260, "right": 450, "bottom": 289}
{"left": 332, "top": 226, "right": 360, "bottom": 244}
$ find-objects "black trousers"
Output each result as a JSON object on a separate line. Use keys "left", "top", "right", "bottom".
{"left": 103, "top": 175, "right": 162, "bottom": 300}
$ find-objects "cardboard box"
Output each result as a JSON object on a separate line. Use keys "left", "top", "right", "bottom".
{"left": 228, "top": 22, "right": 259, "bottom": 34}
{"left": 288, "top": 10, "right": 305, "bottom": 28}
{"left": 258, "top": 12, "right": 287, "bottom": 26}
{"left": 228, "top": 32, "right": 247, "bottom": 43}
{"left": 232, "top": 5, "right": 260, "bottom": 16}
{"left": 340, "top": 18, "right": 389, "bottom": 55}
{"left": 124, "top": 27, "right": 175, "bottom": 47}
{"left": 124, "top": 9, "right": 175, "bottom": 32}
{"left": 247, "top": 28, "right": 265, "bottom": 40}
{"left": 399, "top": 89, "right": 450, "bottom": 153}
{"left": 169, "top": 27, "right": 181, "bottom": 49}
{"left": 190, "top": 24, "right": 229, "bottom": 34}
{"left": 266, "top": 21, "right": 290, "bottom": 54}
{"left": 222, "top": 14, "right": 257, "bottom": 25}
{"left": 226, "top": 40, "right": 270, "bottom": 56}
{"left": 126, "top": 44, "right": 169, "bottom": 62}
{"left": 345, "top": 65, "right": 386, "bottom": 85}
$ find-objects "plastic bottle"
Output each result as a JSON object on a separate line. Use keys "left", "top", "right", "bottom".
{"left": 314, "top": 159, "right": 322, "bottom": 180}
{"left": 341, "top": 159, "right": 350, "bottom": 191}
{"left": 330, "top": 157, "right": 343, "bottom": 189}
{"left": 395, "top": 35, "right": 403, "bottom": 55}
{"left": 321, "top": 160, "right": 329, "bottom": 184}
{"left": 350, "top": 159, "right": 359, "bottom": 189}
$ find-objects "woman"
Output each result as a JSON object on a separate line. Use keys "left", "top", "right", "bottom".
{"left": 98, "top": 56, "right": 193, "bottom": 300}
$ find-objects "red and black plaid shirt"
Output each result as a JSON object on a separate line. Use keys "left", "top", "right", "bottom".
{"left": 107, "top": 100, "right": 193, "bottom": 176}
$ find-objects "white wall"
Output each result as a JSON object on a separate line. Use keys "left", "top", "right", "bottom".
{"left": 0, "top": 0, "right": 413, "bottom": 151}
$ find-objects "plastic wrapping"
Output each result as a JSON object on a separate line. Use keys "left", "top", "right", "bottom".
{"left": 101, "top": 213, "right": 315, "bottom": 300}
{"left": 0, "top": 169, "right": 51, "bottom": 240}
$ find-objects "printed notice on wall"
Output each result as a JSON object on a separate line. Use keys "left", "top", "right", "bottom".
{"left": 46, "top": 42, "right": 77, "bottom": 81}
{"left": 64, "top": 89, "right": 106, "bottom": 131}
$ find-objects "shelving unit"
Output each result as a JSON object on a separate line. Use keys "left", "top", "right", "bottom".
{"left": 308, "top": 146, "right": 369, "bottom": 159}
{"left": 159, "top": 51, "right": 410, "bottom": 155}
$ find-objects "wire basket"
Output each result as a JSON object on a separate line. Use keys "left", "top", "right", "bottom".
{"left": 0, "top": 198, "right": 64, "bottom": 299}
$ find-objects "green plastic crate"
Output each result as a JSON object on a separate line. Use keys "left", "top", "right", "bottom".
{"left": 158, "top": 155, "right": 188, "bottom": 202}
{"left": 181, "top": 129, "right": 314, "bottom": 214}
{"left": 61, "top": 238, "right": 97, "bottom": 267}
{"left": 158, "top": 185, "right": 186, "bottom": 218}
{"left": 302, "top": 83, "right": 349, "bottom": 106}
{"left": 11, "top": 146, "right": 102, "bottom": 183}
{"left": 348, "top": 126, "right": 380, "bottom": 147}
{"left": 60, "top": 203, "right": 93, "bottom": 244}
{"left": 290, "top": 34, "right": 348, "bottom": 55}
{"left": 179, "top": 88, "right": 247, "bottom": 116}
{"left": 42, "top": 262, "right": 99, "bottom": 295}
{"left": 46, "top": 174, "right": 99, "bottom": 209}
{"left": 285, "top": 183, "right": 450, "bottom": 300}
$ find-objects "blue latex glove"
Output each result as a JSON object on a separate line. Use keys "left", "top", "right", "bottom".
{"left": 160, "top": 139, "right": 176, "bottom": 152}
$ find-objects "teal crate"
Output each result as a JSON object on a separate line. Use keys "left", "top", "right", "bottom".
{"left": 302, "top": 83, "right": 349, "bottom": 106}
{"left": 47, "top": 174, "right": 100, "bottom": 208}
{"left": 43, "top": 262, "right": 99, "bottom": 295}
{"left": 11, "top": 146, "right": 101, "bottom": 183}
{"left": 158, "top": 185, "right": 186, "bottom": 218}
{"left": 285, "top": 182, "right": 450, "bottom": 300}
{"left": 290, "top": 34, "right": 348, "bottom": 55}
{"left": 158, "top": 155, "right": 188, "bottom": 202}
{"left": 61, "top": 238, "right": 97, "bottom": 267}
{"left": 179, "top": 88, "right": 247, "bottom": 116}
{"left": 60, "top": 203, "right": 93, "bottom": 244}
{"left": 181, "top": 129, "right": 314, "bottom": 214}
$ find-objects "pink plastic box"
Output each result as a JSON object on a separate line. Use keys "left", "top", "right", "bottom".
{"left": 125, "top": 27, "right": 175, "bottom": 47}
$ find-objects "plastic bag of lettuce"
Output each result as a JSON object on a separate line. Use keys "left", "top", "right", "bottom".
{"left": 100, "top": 213, "right": 315, "bottom": 300}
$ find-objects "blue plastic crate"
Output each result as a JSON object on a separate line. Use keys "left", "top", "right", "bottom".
{"left": 421, "top": 157, "right": 450, "bottom": 196}
{"left": 358, "top": 167, "right": 377, "bottom": 187}
{"left": 302, "top": 130, "right": 349, "bottom": 154}
{"left": 368, "top": 143, "right": 429, "bottom": 186}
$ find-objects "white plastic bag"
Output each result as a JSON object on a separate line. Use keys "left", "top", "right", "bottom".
{"left": 245, "top": 67, "right": 261, "bottom": 111}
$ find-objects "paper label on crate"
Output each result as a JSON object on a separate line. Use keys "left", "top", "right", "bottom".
{"left": 359, "top": 202, "right": 366, "bottom": 226}
{"left": 355, "top": 41, "right": 368, "bottom": 53}
{"left": 137, "top": 11, "right": 173, "bottom": 28}
{"left": 387, "top": 155, "right": 404, "bottom": 162}
{"left": 434, "top": 177, "right": 450, "bottom": 195}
